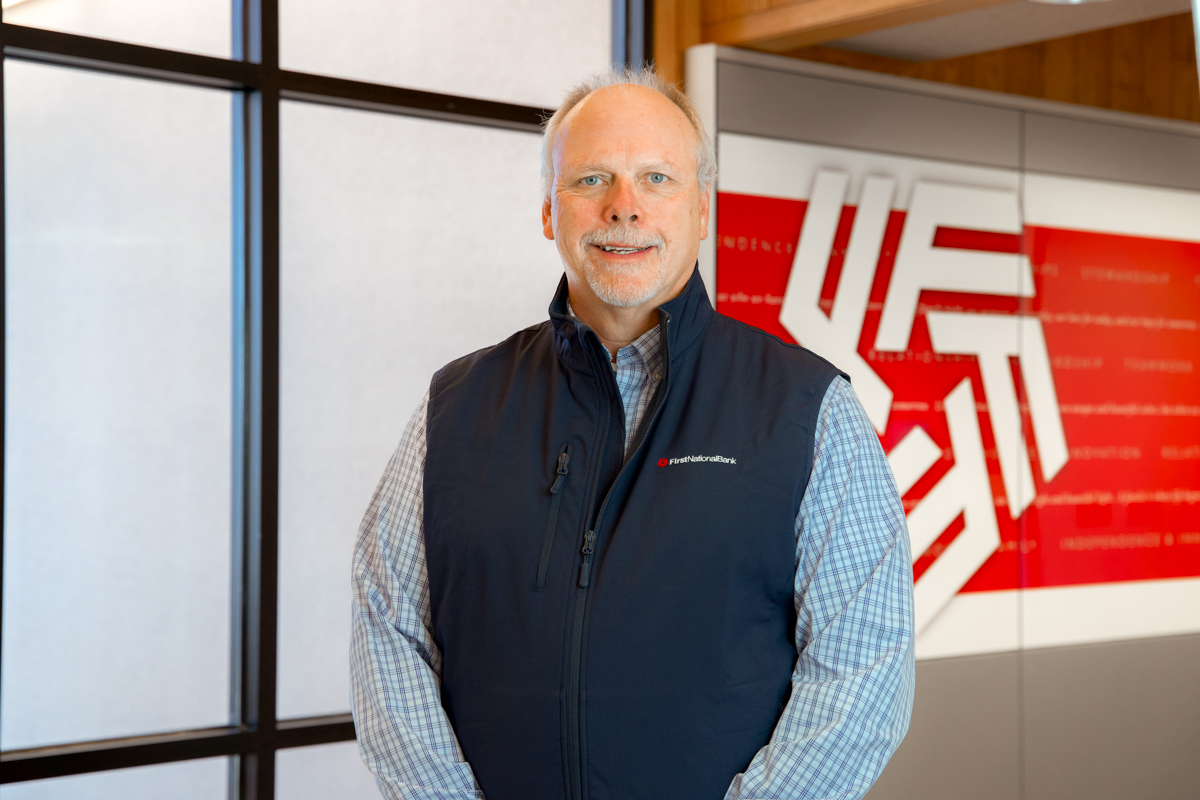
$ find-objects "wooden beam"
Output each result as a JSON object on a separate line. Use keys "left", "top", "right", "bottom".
{"left": 655, "top": 0, "right": 703, "bottom": 87}
{"left": 784, "top": 13, "right": 1200, "bottom": 124}
{"left": 702, "top": 0, "right": 1013, "bottom": 53}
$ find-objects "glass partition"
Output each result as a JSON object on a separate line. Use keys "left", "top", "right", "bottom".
{"left": 2, "top": 61, "right": 233, "bottom": 749}
{"left": 4, "top": 0, "right": 230, "bottom": 58}
{"left": 276, "top": 742, "right": 378, "bottom": 799}
{"left": 280, "top": 0, "right": 610, "bottom": 107}
{"left": 276, "top": 100, "right": 562, "bottom": 718}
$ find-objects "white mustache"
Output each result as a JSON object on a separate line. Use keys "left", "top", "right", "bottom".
{"left": 581, "top": 226, "right": 663, "bottom": 250}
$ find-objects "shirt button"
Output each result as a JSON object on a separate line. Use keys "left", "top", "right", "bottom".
{"left": 652, "top": 371, "right": 662, "bottom": 382}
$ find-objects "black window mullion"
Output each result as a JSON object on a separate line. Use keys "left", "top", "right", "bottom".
{"left": 0, "top": 40, "right": 8, "bottom": 770}
{"left": 278, "top": 71, "right": 547, "bottom": 132}
{"left": 230, "top": 79, "right": 251, "bottom": 800}
{"left": 613, "top": 0, "right": 654, "bottom": 71}
{"left": 0, "top": 22, "right": 255, "bottom": 89}
{"left": 2, "top": 728, "right": 254, "bottom": 784}
{"left": 234, "top": 1, "right": 280, "bottom": 798}
{"left": 242, "top": 74, "right": 282, "bottom": 800}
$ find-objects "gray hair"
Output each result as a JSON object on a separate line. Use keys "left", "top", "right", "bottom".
{"left": 540, "top": 67, "right": 717, "bottom": 200}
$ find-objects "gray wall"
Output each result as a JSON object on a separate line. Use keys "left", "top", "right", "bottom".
{"left": 868, "top": 634, "right": 1200, "bottom": 800}
{"left": 715, "top": 57, "right": 1200, "bottom": 189}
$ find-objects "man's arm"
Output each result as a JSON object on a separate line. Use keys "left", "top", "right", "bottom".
{"left": 725, "top": 376, "right": 916, "bottom": 800}
{"left": 350, "top": 389, "right": 485, "bottom": 800}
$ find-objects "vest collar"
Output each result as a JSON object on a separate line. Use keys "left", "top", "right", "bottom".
{"left": 548, "top": 265, "right": 714, "bottom": 368}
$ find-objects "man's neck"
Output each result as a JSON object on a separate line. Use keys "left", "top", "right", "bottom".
{"left": 568, "top": 292, "right": 658, "bottom": 361}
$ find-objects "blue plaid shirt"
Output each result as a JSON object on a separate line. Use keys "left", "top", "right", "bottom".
{"left": 351, "top": 325, "right": 915, "bottom": 800}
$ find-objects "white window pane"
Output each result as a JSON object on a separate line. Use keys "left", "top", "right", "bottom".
{"left": 280, "top": 0, "right": 611, "bottom": 108}
{"left": 0, "top": 758, "right": 229, "bottom": 800}
{"left": 2, "top": 62, "right": 233, "bottom": 748}
{"left": 277, "top": 101, "right": 562, "bottom": 718}
{"left": 4, "top": 0, "right": 230, "bottom": 59}
{"left": 277, "top": 741, "right": 378, "bottom": 799}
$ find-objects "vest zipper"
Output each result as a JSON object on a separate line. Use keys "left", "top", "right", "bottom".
{"left": 567, "top": 316, "right": 672, "bottom": 800}
{"left": 577, "top": 530, "right": 596, "bottom": 587}
{"left": 535, "top": 443, "right": 571, "bottom": 590}
{"left": 568, "top": 347, "right": 611, "bottom": 800}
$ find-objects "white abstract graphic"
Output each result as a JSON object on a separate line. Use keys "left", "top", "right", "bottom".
{"left": 779, "top": 171, "right": 895, "bottom": 434}
{"left": 776, "top": 167, "right": 1068, "bottom": 634}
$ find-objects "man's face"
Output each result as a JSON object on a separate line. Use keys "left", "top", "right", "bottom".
{"left": 542, "top": 85, "right": 710, "bottom": 310}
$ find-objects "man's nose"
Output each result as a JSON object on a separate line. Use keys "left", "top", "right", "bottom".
{"left": 605, "top": 176, "right": 640, "bottom": 223}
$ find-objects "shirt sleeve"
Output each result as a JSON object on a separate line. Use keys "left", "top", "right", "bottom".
{"left": 350, "top": 388, "right": 486, "bottom": 800}
{"left": 724, "top": 376, "right": 916, "bottom": 800}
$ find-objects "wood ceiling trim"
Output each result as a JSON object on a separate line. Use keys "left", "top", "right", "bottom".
{"left": 702, "top": 0, "right": 1015, "bottom": 52}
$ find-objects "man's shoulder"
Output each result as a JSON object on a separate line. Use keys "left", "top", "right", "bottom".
{"left": 431, "top": 320, "right": 554, "bottom": 395}
{"left": 706, "top": 310, "right": 845, "bottom": 381}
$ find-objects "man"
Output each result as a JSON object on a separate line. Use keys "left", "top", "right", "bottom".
{"left": 352, "top": 69, "right": 914, "bottom": 800}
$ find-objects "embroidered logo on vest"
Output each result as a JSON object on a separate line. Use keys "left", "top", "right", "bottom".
{"left": 658, "top": 455, "right": 737, "bottom": 467}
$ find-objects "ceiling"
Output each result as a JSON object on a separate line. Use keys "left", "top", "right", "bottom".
{"left": 825, "top": 0, "right": 1193, "bottom": 62}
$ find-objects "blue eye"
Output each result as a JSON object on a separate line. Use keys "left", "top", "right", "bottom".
{"left": 582, "top": 176, "right": 601, "bottom": 186}
{"left": 649, "top": 173, "right": 667, "bottom": 184}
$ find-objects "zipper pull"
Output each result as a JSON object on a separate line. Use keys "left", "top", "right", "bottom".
{"left": 550, "top": 450, "right": 570, "bottom": 494}
{"left": 578, "top": 530, "right": 596, "bottom": 587}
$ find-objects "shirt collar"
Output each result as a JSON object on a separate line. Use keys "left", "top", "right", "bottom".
{"left": 549, "top": 266, "right": 711, "bottom": 371}
{"left": 566, "top": 299, "right": 664, "bottom": 374}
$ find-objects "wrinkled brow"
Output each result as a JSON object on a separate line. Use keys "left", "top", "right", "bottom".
{"left": 561, "top": 161, "right": 683, "bottom": 177}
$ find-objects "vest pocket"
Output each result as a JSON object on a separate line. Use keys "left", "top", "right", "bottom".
{"left": 534, "top": 442, "right": 572, "bottom": 590}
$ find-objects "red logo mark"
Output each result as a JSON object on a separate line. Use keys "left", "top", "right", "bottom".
{"left": 657, "top": 458, "right": 669, "bottom": 467}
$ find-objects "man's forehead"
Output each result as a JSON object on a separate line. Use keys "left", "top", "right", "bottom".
{"left": 567, "top": 83, "right": 682, "bottom": 118}
{"left": 555, "top": 85, "right": 695, "bottom": 169}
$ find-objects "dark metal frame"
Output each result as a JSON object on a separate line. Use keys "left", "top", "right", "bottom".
{"left": 0, "top": 0, "right": 649, "bottom": 796}
{"left": 613, "top": 0, "right": 654, "bottom": 71}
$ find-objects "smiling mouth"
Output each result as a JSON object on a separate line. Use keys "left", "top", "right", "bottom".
{"left": 594, "top": 244, "right": 653, "bottom": 255}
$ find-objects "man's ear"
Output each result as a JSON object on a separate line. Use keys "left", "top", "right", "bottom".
{"left": 698, "top": 184, "right": 711, "bottom": 240}
{"left": 542, "top": 197, "right": 554, "bottom": 240}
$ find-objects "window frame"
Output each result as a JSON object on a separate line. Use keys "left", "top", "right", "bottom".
{"left": 0, "top": 1, "right": 650, "bottom": 796}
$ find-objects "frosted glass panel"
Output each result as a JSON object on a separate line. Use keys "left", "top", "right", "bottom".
{"left": 277, "top": 102, "right": 562, "bottom": 717}
{"left": 277, "top": 741, "right": 379, "bottom": 799}
{"left": 280, "top": 0, "right": 611, "bottom": 108}
{"left": 2, "top": 62, "right": 232, "bottom": 748}
{"left": 0, "top": 758, "right": 228, "bottom": 800}
{"left": 4, "top": 0, "right": 230, "bottom": 59}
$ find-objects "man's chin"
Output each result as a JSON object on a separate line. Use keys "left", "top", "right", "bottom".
{"left": 585, "top": 271, "right": 663, "bottom": 308}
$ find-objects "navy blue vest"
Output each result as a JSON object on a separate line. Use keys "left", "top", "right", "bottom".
{"left": 424, "top": 268, "right": 843, "bottom": 800}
